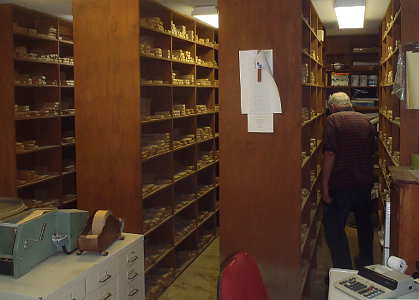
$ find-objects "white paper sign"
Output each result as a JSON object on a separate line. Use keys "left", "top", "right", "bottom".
{"left": 239, "top": 49, "right": 282, "bottom": 115}
{"left": 247, "top": 114, "right": 274, "bottom": 133}
{"left": 406, "top": 51, "right": 419, "bottom": 109}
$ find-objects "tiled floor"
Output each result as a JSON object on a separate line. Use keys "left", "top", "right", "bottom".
{"left": 159, "top": 227, "right": 382, "bottom": 300}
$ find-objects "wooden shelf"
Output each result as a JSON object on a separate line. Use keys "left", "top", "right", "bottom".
{"left": 301, "top": 141, "right": 323, "bottom": 169}
{"left": 302, "top": 113, "right": 324, "bottom": 127}
{"left": 325, "top": 86, "right": 350, "bottom": 89}
{"left": 145, "top": 247, "right": 174, "bottom": 274}
{"left": 302, "top": 49, "right": 324, "bottom": 67}
{"left": 13, "top": 30, "right": 58, "bottom": 42}
{"left": 141, "top": 53, "right": 218, "bottom": 69}
{"left": 301, "top": 16, "right": 324, "bottom": 44}
{"left": 15, "top": 84, "right": 59, "bottom": 88}
{"left": 299, "top": 221, "right": 322, "bottom": 297}
{"left": 15, "top": 114, "right": 60, "bottom": 120}
{"left": 303, "top": 83, "right": 324, "bottom": 88}
{"left": 16, "top": 174, "right": 61, "bottom": 189}
{"left": 301, "top": 203, "right": 321, "bottom": 253}
{"left": 142, "top": 161, "right": 219, "bottom": 200}
{"left": 140, "top": 23, "right": 219, "bottom": 50}
{"left": 141, "top": 82, "right": 218, "bottom": 88}
{"left": 59, "top": 39, "right": 74, "bottom": 45}
{"left": 15, "top": 56, "right": 59, "bottom": 65}
{"left": 142, "top": 111, "right": 218, "bottom": 124}
{"left": 380, "top": 112, "right": 400, "bottom": 127}
{"left": 379, "top": 138, "right": 400, "bottom": 167}
{"left": 299, "top": 4, "right": 326, "bottom": 294}
{"left": 1, "top": 5, "right": 76, "bottom": 208}
{"left": 381, "top": 47, "right": 400, "bottom": 65}
{"left": 301, "top": 170, "right": 322, "bottom": 212}
{"left": 16, "top": 144, "right": 60, "bottom": 155}
{"left": 382, "top": 8, "right": 402, "bottom": 42}
{"left": 380, "top": 82, "right": 394, "bottom": 87}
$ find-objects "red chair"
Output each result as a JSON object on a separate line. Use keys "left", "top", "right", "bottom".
{"left": 218, "top": 251, "right": 269, "bottom": 300}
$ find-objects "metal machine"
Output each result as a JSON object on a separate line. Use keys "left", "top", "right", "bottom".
{"left": 335, "top": 265, "right": 416, "bottom": 299}
{"left": 0, "top": 198, "right": 89, "bottom": 278}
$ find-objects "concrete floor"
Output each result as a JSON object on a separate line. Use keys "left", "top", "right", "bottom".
{"left": 159, "top": 227, "right": 382, "bottom": 300}
{"left": 159, "top": 239, "right": 220, "bottom": 300}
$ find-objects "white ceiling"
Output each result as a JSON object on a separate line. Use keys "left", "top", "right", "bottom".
{"left": 312, "top": 0, "right": 391, "bottom": 36}
{"left": 156, "top": 0, "right": 216, "bottom": 16}
{"left": 0, "top": 0, "right": 72, "bottom": 20}
{"left": 0, "top": 0, "right": 390, "bottom": 35}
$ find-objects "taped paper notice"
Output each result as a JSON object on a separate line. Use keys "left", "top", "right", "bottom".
{"left": 247, "top": 114, "right": 273, "bottom": 133}
{"left": 239, "top": 50, "right": 282, "bottom": 115}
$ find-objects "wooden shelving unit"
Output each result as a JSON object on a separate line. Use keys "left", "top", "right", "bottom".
{"left": 0, "top": 5, "right": 76, "bottom": 209}
{"left": 140, "top": 1, "right": 220, "bottom": 299}
{"left": 325, "top": 35, "right": 380, "bottom": 113}
{"left": 300, "top": 1, "right": 326, "bottom": 296}
{"left": 378, "top": 0, "right": 401, "bottom": 206}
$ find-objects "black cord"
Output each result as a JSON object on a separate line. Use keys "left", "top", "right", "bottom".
{"left": 61, "top": 245, "right": 77, "bottom": 255}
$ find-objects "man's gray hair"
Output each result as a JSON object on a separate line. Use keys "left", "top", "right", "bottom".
{"left": 328, "top": 92, "right": 352, "bottom": 108}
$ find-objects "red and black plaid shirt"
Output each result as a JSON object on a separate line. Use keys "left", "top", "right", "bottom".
{"left": 324, "top": 111, "right": 376, "bottom": 191}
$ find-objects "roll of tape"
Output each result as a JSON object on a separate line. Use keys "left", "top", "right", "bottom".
{"left": 91, "top": 210, "right": 111, "bottom": 235}
{"left": 387, "top": 256, "right": 408, "bottom": 273}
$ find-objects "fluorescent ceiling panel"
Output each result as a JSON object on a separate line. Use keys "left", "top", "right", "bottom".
{"left": 192, "top": 6, "right": 218, "bottom": 28}
{"left": 335, "top": 0, "right": 366, "bottom": 29}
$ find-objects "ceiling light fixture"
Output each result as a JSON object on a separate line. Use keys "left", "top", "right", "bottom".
{"left": 192, "top": 6, "right": 218, "bottom": 28}
{"left": 334, "top": 0, "right": 366, "bottom": 29}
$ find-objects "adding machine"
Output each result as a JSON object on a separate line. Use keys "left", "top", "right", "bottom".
{"left": 0, "top": 198, "right": 89, "bottom": 278}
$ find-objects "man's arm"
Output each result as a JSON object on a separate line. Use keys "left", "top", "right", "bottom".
{"left": 322, "top": 151, "right": 335, "bottom": 204}
{"left": 323, "top": 116, "right": 337, "bottom": 204}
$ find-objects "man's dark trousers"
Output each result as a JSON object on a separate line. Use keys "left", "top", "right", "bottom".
{"left": 323, "top": 187, "right": 374, "bottom": 269}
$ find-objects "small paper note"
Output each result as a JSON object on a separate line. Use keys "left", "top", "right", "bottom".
{"left": 406, "top": 51, "right": 419, "bottom": 109}
{"left": 247, "top": 114, "right": 273, "bottom": 133}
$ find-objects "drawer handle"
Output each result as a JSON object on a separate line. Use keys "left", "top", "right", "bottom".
{"left": 128, "top": 271, "right": 139, "bottom": 281}
{"left": 99, "top": 273, "right": 112, "bottom": 283}
{"left": 101, "top": 293, "right": 112, "bottom": 300}
{"left": 128, "top": 289, "right": 139, "bottom": 297}
{"left": 128, "top": 255, "right": 139, "bottom": 264}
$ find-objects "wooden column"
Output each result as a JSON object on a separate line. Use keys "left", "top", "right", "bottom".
{"left": 0, "top": 6, "right": 17, "bottom": 196}
{"left": 73, "top": 0, "right": 142, "bottom": 233}
{"left": 219, "top": 0, "right": 302, "bottom": 299}
{"left": 391, "top": 182, "right": 419, "bottom": 274}
{"left": 400, "top": 0, "right": 419, "bottom": 165}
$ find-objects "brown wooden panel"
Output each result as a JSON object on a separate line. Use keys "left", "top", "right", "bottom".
{"left": 400, "top": 0, "right": 419, "bottom": 165}
{"left": 326, "top": 35, "right": 380, "bottom": 55}
{"left": 73, "top": 0, "right": 142, "bottom": 233}
{"left": 392, "top": 183, "right": 419, "bottom": 274}
{"left": 0, "top": 5, "right": 17, "bottom": 196}
{"left": 219, "top": 0, "right": 301, "bottom": 299}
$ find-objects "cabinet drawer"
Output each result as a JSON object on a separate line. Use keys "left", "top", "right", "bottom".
{"left": 123, "top": 274, "right": 144, "bottom": 300}
{"left": 86, "top": 277, "right": 117, "bottom": 300}
{"left": 125, "top": 244, "right": 142, "bottom": 268}
{"left": 49, "top": 279, "right": 86, "bottom": 300}
{"left": 86, "top": 258, "right": 118, "bottom": 293}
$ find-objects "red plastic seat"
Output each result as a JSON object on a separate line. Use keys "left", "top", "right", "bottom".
{"left": 218, "top": 252, "right": 269, "bottom": 300}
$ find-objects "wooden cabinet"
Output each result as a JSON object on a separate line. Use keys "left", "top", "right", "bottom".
{"left": 73, "top": 0, "right": 219, "bottom": 299}
{"left": 219, "top": 0, "right": 325, "bottom": 298}
{"left": 390, "top": 182, "right": 419, "bottom": 274}
{"left": 0, "top": 5, "right": 76, "bottom": 209}
{"left": 0, "top": 233, "right": 144, "bottom": 300}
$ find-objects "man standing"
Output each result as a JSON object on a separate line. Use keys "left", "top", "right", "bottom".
{"left": 322, "top": 92, "right": 376, "bottom": 270}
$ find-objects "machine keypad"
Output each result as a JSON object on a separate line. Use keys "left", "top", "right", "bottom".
{"left": 338, "top": 278, "right": 385, "bottom": 299}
